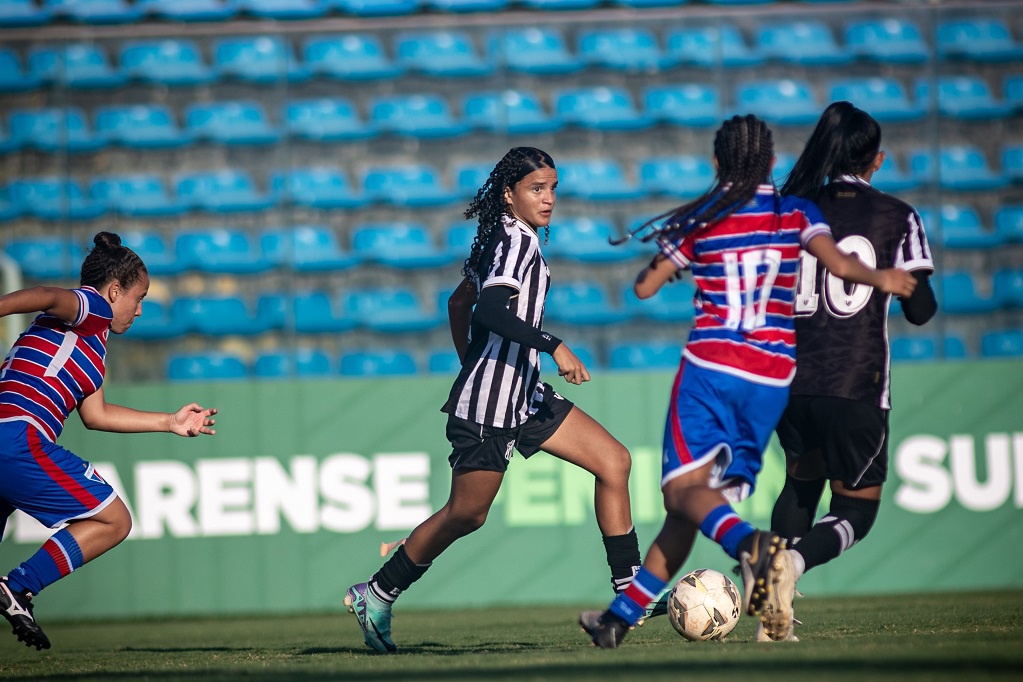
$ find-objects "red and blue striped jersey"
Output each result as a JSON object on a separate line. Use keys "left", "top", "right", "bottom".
{"left": 0, "top": 287, "right": 113, "bottom": 441}
{"left": 657, "top": 185, "right": 831, "bottom": 386}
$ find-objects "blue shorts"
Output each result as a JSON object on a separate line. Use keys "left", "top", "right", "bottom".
{"left": 0, "top": 420, "right": 117, "bottom": 530}
{"left": 661, "top": 361, "right": 789, "bottom": 497}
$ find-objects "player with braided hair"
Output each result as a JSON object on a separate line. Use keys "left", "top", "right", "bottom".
{"left": 580, "top": 115, "right": 916, "bottom": 648}
{"left": 0, "top": 232, "right": 217, "bottom": 650}
{"left": 345, "top": 147, "right": 642, "bottom": 654}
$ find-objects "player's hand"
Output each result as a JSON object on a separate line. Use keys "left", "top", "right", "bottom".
{"left": 552, "top": 343, "right": 590, "bottom": 385}
{"left": 877, "top": 268, "right": 917, "bottom": 298}
{"left": 170, "top": 403, "right": 217, "bottom": 437}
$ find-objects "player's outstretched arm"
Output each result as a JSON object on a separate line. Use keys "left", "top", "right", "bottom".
{"left": 634, "top": 254, "right": 681, "bottom": 300}
{"left": 78, "top": 387, "right": 217, "bottom": 436}
{"left": 806, "top": 234, "right": 916, "bottom": 298}
{"left": 0, "top": 286, "right": 80, "bottom": 324}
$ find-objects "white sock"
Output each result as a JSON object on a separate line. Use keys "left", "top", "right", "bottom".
{"left": 788, "top": 549, "right": 806, "bottom": 581}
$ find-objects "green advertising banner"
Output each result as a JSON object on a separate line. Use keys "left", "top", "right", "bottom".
{"left": 2, "top": 360, "right": 1022, "bottom": 620}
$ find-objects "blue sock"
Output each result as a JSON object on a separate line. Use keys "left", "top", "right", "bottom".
{"left": 7, "top": 528, "right": 84, "bottom": 596}
{"left": 700, "top": 504, "right": 755, "bottom": 560}
{"left": 608, "top": 567, "right": 667, "bottom": 626}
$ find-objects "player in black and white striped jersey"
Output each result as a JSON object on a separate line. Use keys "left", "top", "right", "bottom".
{"left": 344, "top": 147, "right": 641, "bottom": 653}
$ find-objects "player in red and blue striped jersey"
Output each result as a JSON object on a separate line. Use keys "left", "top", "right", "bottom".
{"left": 0, "top": 232, "right": 217, "bottom": 651}
{"left": 580, "top": 115, "right": 917, "bottom": 648}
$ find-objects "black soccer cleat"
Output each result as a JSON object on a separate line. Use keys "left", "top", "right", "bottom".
{"left": 738, "top": 531, "right": 787, "bottom": 617}
{"left": 579, "top": 610, "right": 630, "bottom": 649}
{"left": 0, "top": 577, "right": 50, "bottom": 650}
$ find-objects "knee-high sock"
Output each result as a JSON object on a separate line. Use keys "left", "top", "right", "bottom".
{"left": 771, "top": 474, "right": 827, "bottom": 544}
{"left": 791, "top": 494, "right": 879, "bottom": 573}
{"left": 7, "top": 528, "right": 84, "bottom": 596}
{"left": 603, "top": 527, "right": 641, "bottom": 593}
{"left": 700, "top": 504, "right": 755, "bottom": 560}
{"left": 369, "top": 545, "right": 431, "bottom": 605}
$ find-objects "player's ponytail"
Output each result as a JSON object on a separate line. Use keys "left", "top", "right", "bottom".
{"left": 81, "top": 231, "right": 147, "bottom": 290}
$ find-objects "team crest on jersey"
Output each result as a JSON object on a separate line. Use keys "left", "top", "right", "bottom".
{"left": 83, "top": 463, "right": 107, "bottom": 484}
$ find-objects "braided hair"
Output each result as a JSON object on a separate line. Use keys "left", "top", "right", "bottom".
{"left": 630, "top": 115, "right": 775, "bottom": 245}
{"left": 461, "top": 147, "right": 555, "bottom": 279}
{"left": 80, "top": 231, "right": 147, "bottom": 290}
{"left": 782, "top": 101, "right": 881, "bottom": 201}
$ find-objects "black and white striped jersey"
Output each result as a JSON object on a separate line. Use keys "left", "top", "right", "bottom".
{"left": 442, "top": 216, "right": 551, "bottom": 428}
{"left": 789, "top": 175, "right": 934, "bottom": 409}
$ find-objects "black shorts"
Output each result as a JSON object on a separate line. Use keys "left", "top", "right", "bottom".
{"left": 775, "top": 395, "right": 889, "bottom": 490}
{"left": 446, "top": 383, "right": 574, "bottom": 472}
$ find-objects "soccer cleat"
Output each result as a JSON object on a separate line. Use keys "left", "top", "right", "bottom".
{"left": 344, "top": 583, "right": 397, "bottom": 653}
{"left": 738, "top": 530, "right": 787, "bottom": 617}
{"left": 756, "top": 615, "right": 801, "bottom": 642}
{"left": 0, "top": 577, "right": 50, "bottom": 650}
{"left": 758, "top": 548, "right": 798, "bottom": 641}
{"left": 579, "top": 610, "right": 630, "bottom": 649}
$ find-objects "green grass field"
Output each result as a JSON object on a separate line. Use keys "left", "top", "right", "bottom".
{"left": 2, "top": 591, "right": 1022, "bottom": 681}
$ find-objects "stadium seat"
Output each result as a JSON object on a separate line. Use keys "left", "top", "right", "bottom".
{"left": 461, "top": 89, "right": 562, "bottom": 135}
{"left": 516, "top": 0, "right": 598, "bottom": 10}
{"left": 828, "top": 78, "right": 924, "bottom": 123}
{"left": 980, "top": 330, "right": 1023, "bottom": 358}
{"left": 91, "top": 174, "right": 187, "bottom": 218}
{"left": 119, "top": 230, "right": 182, "bottom": 276}
{"left": 119, "top": 39, "right": 217, "bottom": 86}
{"left": 756, "top": 21, "right": 851, "bottom": 66}
{"left": 0, "top": 0, "right": 52, "bottom": 26}
{"left": 1006, "top": 75, "right": 1023, "bottom": 112}
{"left": 665, "top": 24, "right": 764, "bottom": 68}
{"left": 639, "top": 155, "right": 715, "bottom": 198}
{"left": 844, "top": 18, "right": 929, "bottom": 64}
{"left": 938, "top": 271, "right": 999, "bottom": 314}
{"left": 4, "top": 236, "right": 84, "bottom": 279}
{"left": 910, "top": 146, "right": 1007, "bottom": 192}
{"left": 213, "top": 36, "right": 310, "bottom": 83}
{"left": 0, "top": 194, "right": 23, "bottom": 220}
{"left": 235, "top": 0, "right": 326, "bottom": 19}
{"left": 339, "top": 349, "right": 418, "bottom": 377}
{"left": 0, "top": 49, "right": 42, "bottom": 92}
{"left": 294, "top": 291, "right": 358, "bottom": 333}
{"left": 452, "top": 162, "right": 492, "bottom": 199}
{"left": 445, "top": 220, "right": 477, "bottom": 258}
{"left": 185, "top": 100, "right": 280, "bottom": 146}
{"left": 284, "top": 98, "right": 376, "bottom": 141}
{"left": 262, "top": 225, "right": 360, "bottom": 271}
{"left": 302, "top": 34, "right": 403, "bottom": 80}
{"left": 94, "top": 104, "right": 192, "bottom": 149}
{"left": 395, "top": 30, "right": 493, "bottom": 77}
{"left": 128, "top": 299, "right": 189, "bottom": 340}
{"left": 915, "top": 76, "right": 1012, "bottom": 120}
{"left": 917, "top": 204, "right": 1001, "bottom": 250}
{"left": 545, "top": 216, "right": 638, "bottom": 263}
{"left": 555, "top": 158, "right": 646, "bottom": 202}
{"left": 644, "top": 83, "right": 721, "bottom": 128}
{"left": 577, "top": 27, "right": 675, "bottom": 71}
{"left": 343, "top": 288, "right": 443, "bottom": 333}
{"left": 488, "top": 27, "right": 583, "bottom": 75}
{"left": 370, "top": 94, "right": 470, "bottom": 138}
{"left": 773, "top": 152, "right": 797, "bottom": 186}
{"left": 351, "top": 222, "right": 454, "bottom": 269}
{"left": 545, "top": 281, "right": 630, "bottom": 325}
{"left": 43, "top": 0, "right": 142, "bottom": 23}
{"left": 135, "top": 0, "right": 236, "bottom": 21}
{"left": 426, "top": 349, "right": 462, "bottom": 374}
{"left": 993, "top": 269, "right": 1023, "bottom": 309}
{"left": 872, "top": 154, "right": 921, "bottom": 193}
{"left": 889, "top": 335, "right": 937, "bottom": 362}
{"left": 176, "top": 169, "right": 275, "bottom": 213}
{"left": 621, "top": 280, "right": 696, "bottom": 322}
{"left": 7, "top": 177, "right": 106, "bottom": 221}
{"left": 175, "top": 228, "right": 273, "bottom": 275}
{"left": 936, "top": 17, "right": 1023, "bottom": 62}
{"left": 734, "top": 79, "right": 820, "bottom": 125}
{"left": 330, "top": 0, "right": 419, "bottom": 16}
{"left": 172, "top": 295, "right": 273, "bottom": 335}
{"left": 609, "top": 340, "right": 683, "bottom": 370}
{"left": 995, "top": 206, "right": 1023, "bottom": 243}
{"left": 362, "top": 163, "right": 458, "bottom": 207}
{"left": 611, "top": 0, "right": 686, "bottom": 8}
{"left": 254, "top": 348, "right": 334, "bottom": 378}
{"left": 554, "top": 86, "right": 653, "bottom": 131}
{"left": 1004, "top": 145, "right": 1023, "bottom": 183}
{"left": 167, "top": 352, "right": 248, "bottom": 382}
{"left": 424, "top": 0, "right": 504, "bottom": 11}
{"left": 271, "top": 167, "right": 367, "bottom": 209}
{"left": 9, "top": 107, "right": 106, "bottom": 152}
{"left": 28, "top": 44, "right": 126, "bottom": 89}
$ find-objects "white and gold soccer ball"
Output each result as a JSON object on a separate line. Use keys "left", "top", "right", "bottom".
{"left": 667, "top": 568, "right": 741, "bottom": 641}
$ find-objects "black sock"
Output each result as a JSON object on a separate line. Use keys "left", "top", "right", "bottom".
{"left": 793, "top": 494, "right": 880, "bottom": 573}
{"left": 603, "top": 527, "right": 641, "bottom": 593}
{"left": 771, "top": 474, "right": 827, "bottom": 544}
{"left": 369, "top": 545, "right": 430, "bottom": 604}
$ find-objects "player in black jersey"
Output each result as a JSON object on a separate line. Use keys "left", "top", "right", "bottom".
{"left": 769, "top": 102, "right": 938, "bottom": 640}
{"left": 343, "top": 148, "right": 641, "bottom": 653}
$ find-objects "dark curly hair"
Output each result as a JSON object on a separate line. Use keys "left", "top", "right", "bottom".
{"left": 80, "top": 232, "right": 147, "bottom": 290}
{"left": 461, "top": 147, "right": 555, "bottom": 278}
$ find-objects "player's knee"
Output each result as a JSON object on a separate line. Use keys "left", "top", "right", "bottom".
{"left": 447, "top": 508, "right": 489, "bottom": 536}
{"left": 105, "top": 498, "right": 133, "bottom": 545}
{"left": 830, "top": 494, "right": 879, "bottom": 543}
{"left": 601, "top": 443, "right": 632, "bottom": 487}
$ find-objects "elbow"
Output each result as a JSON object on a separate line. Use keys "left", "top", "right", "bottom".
{"left": 633, "top": 281, "right": 656, "bottom": 300}
{"left": 903, "top": 301, "right": 938, "bottom": 326}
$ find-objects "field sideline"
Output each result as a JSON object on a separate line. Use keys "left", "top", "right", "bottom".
{"left": 1, "top": 590, "right": 1021, "bottom": 681}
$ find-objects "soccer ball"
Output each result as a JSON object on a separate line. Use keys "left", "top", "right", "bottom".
{"left": 667, "top": 568, "right": 741, "bottom": 641}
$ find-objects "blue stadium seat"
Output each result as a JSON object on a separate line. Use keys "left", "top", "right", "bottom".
{"left": 176, "top": 169, "right": 275, "bottom": 213}
{"left": 915, "top": 76, "right": 1012, "bottom": 120}
{"left": 981, "top": 330, "right": 1023, "bottom": 358}
{"left": 756, "top": 21, "right": 851, "bottom": 66}
{"left": 119, "top": 39, "right": 217, "bottom": 86}
{"left": 91, "top": 174, "right": 187, "bottom": 217}
{"left": 43, "top": 0, "right": 142, "bottom": 23}
{"left": 644, "top": 83, "right": 721, "bottom": 128}
{"left": 9, "top": 107, "right": 105, "bottom": 152}
{"left": 993, "top": 269, "right": 1023, "bottom": 309}
{"left": 284, "top": 98, "right": 376, "bottom": 141}
{"left": 167, "top": 352, "right": 248, "bottom": 382}
{"left": 918, "top": 204, "right": 1001, "bottom": 250}
{"left": 828, "top": 78, "right": 924, "bottom": 123}
{"left": 889, "top": 335, "right": 937, "bottom": 362}
{"left": 939, "top": 271, "right": 999, "bottom": 314}
{"left": 516, "top": 0, "right": 597, "bottom": 9}
{"left": 545, "top": 217, "right": 637, "bottom": 263}
{"left": 261, "top": 225, "right": 360, "bottom": 271}
{"left": 910, "top": 146, "right": 1007, "bottom": 192}
{"left": 370, "top": 94, "right": 469, "bottom": 138}
{"left": 424, "top": 0, "right": 504, "bottom": 11}
{"left": 135, "top": 0, "right": 236, "bottom": 21}
{"left": 545, "top": 281, "right": 630, "bottom": 325}
{"left": 577, "top": 27, "right": 675, "bottom": 71}
{"left": 235, "top": 0, "right": 326, "bottom": 19}
{"left": 172, "top": 295, "right": 273, "bottom": 335}
{"left": 7, "top": 177, "right": 105, "bottom": 221}
{"left": 185, "top": 100, "right": 280, "bottom": 146}
{"left": 445, "top": 220, "right": 477, "bottom": 258}
{"left": 609, "top": 340, "right": 683, "bottom": 370}
{"left": 343, "top": 288, "right": 443, "bottom": 333}
{"left": 461, "top": 89, "right": 562, "bottom": 135}
{"left": 119, "top": 230, "right": 182, "bottom": 276}
{"left": 271, "top": 167, "right": 367, "bottom": 209}
{"left": 555, "top": 86, "right": 653, "bottom": 131}
{"left": 556, "top": 158, "right": 645, "bottom": 202}
{"left": 639, "top": 155, "right": 715, "bottom": 198}
{"left": 611, "top": 0, "right": 686, "bottom": 8}
{"left": 94, "top": 104, "right": 192, "bottom": 149}
{"left": 351, "top": 222, "right": 454, "bottom": 269}
{"left": 0, "top": 193, "right": 23, "bottom": 220}
{"left": 213, "top": 36, "right": 310, "bottom": 82}
{"left": 427, "top": 349, "right": 462, "bottom": 374}
{"left": 27, "top": 44, "right": 125, "bottom": 89}
{"left": 1006, "top": 75, "right": 1023, "bottom": 112}
{"left": 773, "top": 152, "right": 797, "bottom": 186}
{"left": 0, "top": 49, "right": 42, "bottom": 92}
{"left": 294, "top": 291, "right": 357, "bottom": 333}
{"left": 937, "top": 17, "right": 1023, "bottom": 62}
{"left": 4, "top": 236, "right": 84, "bottom": 279}
{"left": 303, "top": 34, "right": 403, "bottom": 80}
{"left": 665, "top": 24, "right": 764, "bottom": 68}
{"left": 995, "top": 206, "right": 1023, "bottom": 243}
{"left": 128, "top": 299, "right": 189, "bottom": 340}
{"left": 362, "top": 163, "right": 458, "bottom": 207}
{"left": 452, "top": 162, "right": 492, "bottom": 199}
{"left": 734, "top": 79, "right": 820, "bottom": 125}
{"left": 844, "top": 18, "right": 929, "bottom": 64}
{"left": 0, "top": 0, "right": 52, "bottom": 26}
{"left": 621, "top": 280, "right": 696, "bottom": 322}
{"left": 872, "top": 154, "right": 921, "bottom": 193}
{"left": 1003, "top": 145, "right": 1023, "bottom": 183}
{"left": 175, "top": 228, "right": 273, "bottom": 275}
{"left": 330, "top": 0, "right": 418, "bottom": 15}
{"left": 488, "top": 27, "right": 583, "bottom": 75}
{"left": 339, "top": 349, "right": 418, "bottom": 377}
{"left": 395, "top": 30, "right": 493, "bottom": 77}
{"left": 254, "top": 348, "right": 334, "bottom": 378}
{"left": 539, "top": 343, "right": 598, "bottom": 375}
